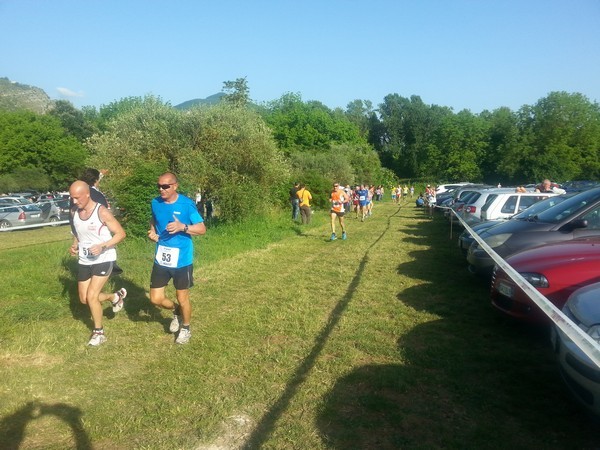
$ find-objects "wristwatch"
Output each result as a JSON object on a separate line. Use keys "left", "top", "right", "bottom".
{"left": 183, "top": 224, "right": 189, "bottom": 233}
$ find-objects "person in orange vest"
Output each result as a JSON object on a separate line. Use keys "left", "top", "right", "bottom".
{"left": 329, "top": 182, "right": 347, "bottom": 241}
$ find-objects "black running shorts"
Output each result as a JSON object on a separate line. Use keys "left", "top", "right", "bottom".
{"left": 150, "top": 263, "right": 194, "bottom": 290}
{"left": 78, "top": 261, "right": 114, "bottom": 281}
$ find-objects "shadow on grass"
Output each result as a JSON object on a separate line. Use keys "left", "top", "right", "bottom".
{"left": 0, "top": 401, "right": 91, "bottom": 450}
{"left": 59, "top": 256, "right": 165, "bottom": 331}
{"left": 317, "top": 209, "right": 600, "bottom": 448}
{"left": 242, "top": 207, "right": 402, "bottom": 449}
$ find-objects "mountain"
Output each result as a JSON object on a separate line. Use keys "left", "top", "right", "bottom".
{"left": 0, "top": 77, "right": 54, "bottom": 113}
{"left": 174, "top": 92, "right": 225, "bottom": 110}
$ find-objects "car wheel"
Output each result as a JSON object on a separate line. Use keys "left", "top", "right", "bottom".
{"left": 0, "top": 219, "right": 12, "bottom": 230}
{"left": 49, "top": 216, "right": 59, "bottom": 226}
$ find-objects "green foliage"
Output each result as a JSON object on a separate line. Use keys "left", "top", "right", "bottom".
{"left": 87, "top": 98, "right": 289, "bottom": 235}
{"left": 222, "top": 77, "right": 250, "bottom": 107}
{"left": 373, "top": 91, "right": 600, "bottom": 185}
{"left": 0, "top": 167, "right": 51, "bottom": 193}
{"left": 262, "top": 92, "right": 366, "bottom": 152}
{"left": 111, "top": 161, "right": 166, "bottom": 237}
{"left": 299, "top": 170, "right": 333, "bottom": 209}
{"left": 0, "top": 110, "right": 88, "bottom": 189}
{"left": 49, "top": 100, "right": 98, "bottom": 141}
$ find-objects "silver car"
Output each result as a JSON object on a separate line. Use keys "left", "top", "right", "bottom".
{"left": 552, "top": 282, "right": 600, "bottom": 418}
{"left": 0, "top": 204, "right": 44, "bottom": 229}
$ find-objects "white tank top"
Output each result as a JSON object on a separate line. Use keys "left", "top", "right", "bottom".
{"left": 73, "top": 203, "right": 116, "bottom": 265}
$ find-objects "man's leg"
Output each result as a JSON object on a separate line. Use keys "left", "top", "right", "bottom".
{"left": 80, "top": 275, "right": 112, "bottom": 329}
{"left": 176, "top": 289, "right": 191, "bottom": 326}
{"left": 175, "top": 289, "right": 192, "bottom": 344}
{"left": 330, "top": 212, "right": 336, "bottom": 235}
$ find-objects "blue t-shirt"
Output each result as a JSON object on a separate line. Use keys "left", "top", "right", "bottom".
{"left": 358, "top": 189, "right": 369, "bottom": 205}
{"left": 151, "top": 194, "right": 203, "bottom": 268}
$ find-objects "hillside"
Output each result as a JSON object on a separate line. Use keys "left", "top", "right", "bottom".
{"left": 0, "top": 77, "right": 54, "bottom": 113}
{"left": 174, "top": 92, "right": 225, "bottom": 110}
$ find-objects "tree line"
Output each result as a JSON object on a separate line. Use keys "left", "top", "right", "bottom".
{"left": 0, "top": 78, "right": 598, "bottom": 235}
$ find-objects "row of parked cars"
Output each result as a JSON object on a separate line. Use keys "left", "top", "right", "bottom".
{"left": 0, "top": 194, "right": 70, "bottom": 230}
{"left": 435, "top": 182, "right": 600, "bottom": 419}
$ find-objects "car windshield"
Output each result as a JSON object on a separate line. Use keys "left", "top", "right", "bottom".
{"left": 535, "top": 189, "right": 600, "bottom": 224}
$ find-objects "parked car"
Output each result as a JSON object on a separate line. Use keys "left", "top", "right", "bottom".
{"left": 0, "top": 196, "right": 31, "bottom": 205}
{"left": 457, "top": 194, "right": 572, "bottom": 255}
{"left": 480, "top": 191, "right": 557, "bottom": 222}
{"left": 552, "top": 282, "right": 600, "bottom": 418}
{"left": 490, "top": 237, "right": 600, "bottom": 323}
{"left": 437, "top": 184, "right": 490, "bottom": 210}
{"left": 467, "top": 187, "right": 600, "bottom": 275}
{"left": 458, "top": 188, "right": 517, "bottom": 226}
{"left": 35, "top": 200, "right": 63, "bottom": 224}
{"left": 54, "top": 198, "right": 71, "bottom": 217}
{"left": 441, "top": 186, "right": 490, "bottom": 220}
{"left": 561, "top": 180, "right": 600, "bottom": 193}
{"left": 0, "top": 204, "right": 44, "bottom": 229}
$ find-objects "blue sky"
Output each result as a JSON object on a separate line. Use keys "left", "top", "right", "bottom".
{"left": 1, "top": 0, "right": 599, "bottom": 113}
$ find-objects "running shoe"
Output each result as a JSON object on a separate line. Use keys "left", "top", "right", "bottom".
{"left": 88, "top": 330, "right": 106, "bottom": 346}
{"left": 342, "top": 232, "right": 347, "bottom": 240}
{"left": 169, "top": 313, "right": 182, "bottom": 333}
{"left": 112, "top": 288, "right": 127, "bottom": 313}
{"left": 330, "top": 233, "right": 336, "bottom": 241}
{"left": 176, "top": 327, "right": 191, "bottom": 344}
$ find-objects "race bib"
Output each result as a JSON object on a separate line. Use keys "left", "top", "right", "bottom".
{"left": 79, "top": 241, "right": 97, "bottom": 260}
{"left": 156, "top": 245, "right": 180, "bottom": 268}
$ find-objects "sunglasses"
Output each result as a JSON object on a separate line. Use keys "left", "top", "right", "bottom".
{"left": 157, "top": 183, "right": 175, "bottom": 190}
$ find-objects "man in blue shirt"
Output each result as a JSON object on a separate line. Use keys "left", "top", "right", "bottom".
{"left": 148, "top": 172, "right": 206, "bottom": 344}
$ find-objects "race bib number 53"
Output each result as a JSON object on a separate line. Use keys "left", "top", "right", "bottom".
{"left": 156, "top": 245, "right": 180, "bottom": 268}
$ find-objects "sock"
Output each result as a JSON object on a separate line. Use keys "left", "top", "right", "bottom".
{"left": 182, "top": 325, "right": 190, "bottom": 331}
{"left": 93, "top": 327, "right": 104, "bottom": 334}
{"left": 174, "top": 305, "right": 181, "bottom": 316}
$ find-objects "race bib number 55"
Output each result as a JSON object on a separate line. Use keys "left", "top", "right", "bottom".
{"left": 156, "top": 245, "right": 180, "bottom": 268}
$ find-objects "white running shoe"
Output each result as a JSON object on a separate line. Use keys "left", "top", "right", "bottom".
{"left": 169, "top": 314, "right": 182, "bottom": 333}
{"left": 112, "top": 288, "right": 127, "bottom": 313}
{"left": 176, "top": 327, "right": 191, "bottom": 344}
{"left": 88, "top": 331, "right": 106, "bottom": 346}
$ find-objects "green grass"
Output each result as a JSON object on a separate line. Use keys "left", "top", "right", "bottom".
{"left": 0, "top": 203, "right": 598, "bottom": 449}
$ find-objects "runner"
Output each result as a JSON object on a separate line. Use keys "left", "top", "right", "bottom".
{"left": 329, "top": 182, "right": 347, "bottom": 241}
{"left": 69, "top": 181, "right": 127, "bottom": 346}
{"left": 358, "top": 184, "right": 369, "bottom": 222}
{"left": 147, "top": 172, "right": 206, "bottom": 344}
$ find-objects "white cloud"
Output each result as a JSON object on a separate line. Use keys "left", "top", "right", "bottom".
{"left": 56, "top": 87, "right": 85, "bottom": 98}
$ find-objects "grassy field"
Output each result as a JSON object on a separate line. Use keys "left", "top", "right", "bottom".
{"left": 0, "top": 201, "right": 598, "bottom": 449}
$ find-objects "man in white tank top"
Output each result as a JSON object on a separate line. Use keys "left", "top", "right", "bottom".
{"left": 69, "top": 181, "right": 127, "bottom": 346}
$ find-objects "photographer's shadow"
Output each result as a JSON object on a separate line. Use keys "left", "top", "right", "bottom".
{"left": 0, "top": 401, "right": 91, "bottom": 450}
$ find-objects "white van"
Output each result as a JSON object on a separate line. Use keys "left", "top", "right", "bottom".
{"left": 480, "top": 192, "right": 557, "bottom": 221}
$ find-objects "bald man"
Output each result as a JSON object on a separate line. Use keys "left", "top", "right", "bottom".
{"left": 69, "top": 181, "right": 127, "bottom": 346}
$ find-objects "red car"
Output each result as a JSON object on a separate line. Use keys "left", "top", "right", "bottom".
{"left": 491, "top": 237, "right": 600, "bottom": 323}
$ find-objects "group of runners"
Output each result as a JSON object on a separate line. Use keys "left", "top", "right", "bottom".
{"left": 69, "top": 170, "right": 206, "bottom": 347}
{"left": 390, "top": 184, "right": 415, "bottom": 203}
{"left": 327, "top": 183, "right": 379, "bottom": 241}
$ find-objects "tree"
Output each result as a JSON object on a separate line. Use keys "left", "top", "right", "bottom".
{"left": 49, "top": 100, "right": 97, "bottom": 141}
{"left": 223, "top": 77, "right": 250, "bottom": 107}
{"left": 0, "top": 110, "right": 88, "bottom": 189}
{"left": 262, "top": 93, "right": 365, "bottom": 152}
{"left": 345, "top": 99, "right": 373, "bottom": 137}
{"left": 87, "top": 98, "right": 289, "bottom": 233}
{"left": 516, "top": 92, "right": 600, "bottom": 182}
